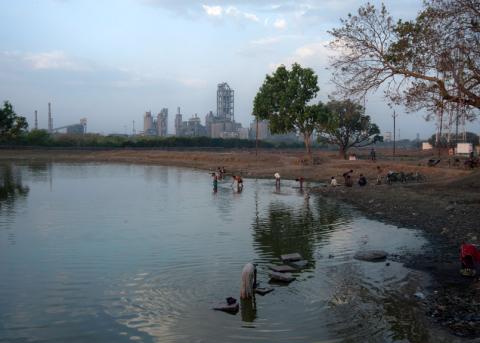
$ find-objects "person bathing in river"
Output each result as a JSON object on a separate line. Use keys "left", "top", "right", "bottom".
{"left": 330, "top": 176, "right": 338, "bottom": 187}
{"left": 212, "top": 174, "right": 218, "bottom": 192}
{"left": 274, "top": 172, "right": 281, "bottom": 188}
{"left": 295, "top": 177, "right": 305, "bottom": 189}
{"left": 345, "top": 175, "right": 353, "bottom": 187}
{"left": 358, "top": 174, "right": 367, "bottom": 187}
{"left": 232, "top": 175, "right": 243, "bottom": 192}
{"left": 343, "top": 170, "right": 353, "bottom": 183}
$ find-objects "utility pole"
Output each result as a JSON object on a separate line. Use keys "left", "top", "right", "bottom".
{"left": 255, "top": 115, "right": 259, "bottom": 157}
{"left": 392, "top": 110, "right": 398, "bottom": 158}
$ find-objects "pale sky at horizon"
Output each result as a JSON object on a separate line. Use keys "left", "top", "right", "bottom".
{"left": 1, "top": 0, "right": 478, "bottom": 139}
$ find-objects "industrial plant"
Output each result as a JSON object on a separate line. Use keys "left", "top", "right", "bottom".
{"left": 143, "top": 82, "right": 249, "bottom": 139}
{"left": 32, "top": 102, "right": 87, "bottom": 134}
{"left": 143, "top": 108, "right": 168, "bottom": 136}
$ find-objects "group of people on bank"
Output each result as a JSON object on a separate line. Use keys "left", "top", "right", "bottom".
{"left": 330, "top": 169, "right": 369, "bottom": 187}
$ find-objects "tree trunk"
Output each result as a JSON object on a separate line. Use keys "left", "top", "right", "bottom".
{"left": 303, "top": 134, "right": 312, "bottom": 161}
{"left": 339, "top": 146, "right": 348, "bottom": 160}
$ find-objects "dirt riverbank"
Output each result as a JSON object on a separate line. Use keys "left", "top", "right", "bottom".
{"left": 2, "top": 148, "right": 479, "bottom": 339}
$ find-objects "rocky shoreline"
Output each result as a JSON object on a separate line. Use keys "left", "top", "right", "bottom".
{"left": 315, "top": 180, "right": 480, "bottom": 339}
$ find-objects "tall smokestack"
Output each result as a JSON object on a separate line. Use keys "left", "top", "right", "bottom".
{"left": 48, "top": 103, "right": 53, "bottom": 133}
{"left": 34, "top": 110, "right": 38, "bottom": 130}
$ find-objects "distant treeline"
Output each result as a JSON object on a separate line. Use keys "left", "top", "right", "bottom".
{"left": 3, "top": 130, "right": 305, "bottom": 149}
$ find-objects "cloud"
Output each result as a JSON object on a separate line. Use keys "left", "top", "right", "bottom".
{"left": 178, "top": 78, "right": 208, "bottom": 88}
{"left": 243, "top": 12, "right": 259, "bottom": 22}
{"left": 202, "top": 4, "right": 222, "bottom": 17}
{"left": 268, "top": 40, "right": 335, "bottom": 71}
{"left": 23, "top": 51, "right": 92, "bottom": 71}
{"left": 250, "top": 36, "right": 282, "bottom": 46}
{"left": 202, "top": 4, "right": 260, "bottom": 22}
{"left": 273, "top": 18, "right": 286, "bottom": 29}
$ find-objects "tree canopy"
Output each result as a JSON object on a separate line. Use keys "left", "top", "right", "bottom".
{"left": 318, "top": 99, "right": 382, "bottom": 159}
{"left": 253, "top": 63, "right": 322, "bottom": 154}
{"left": 329, "top": 0, "right": 480, "bottom": 113}
{"left": 0, "top": 101, "right": 28, "bottom": 141}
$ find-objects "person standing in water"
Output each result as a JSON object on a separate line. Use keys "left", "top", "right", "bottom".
{"left": 213, "top": 174, "right": 218, "bottom": 193}
{"left": 232, "top": 175, "right": 243, "bottom": 192}
{"left": 295, "top": 177, "right": 305, "bottom": 189}
{"left": 274, "top": 172, "right": 281, "bottom": 188}
{"left": 330, "top": 176, "right": 338, "bottom": 187}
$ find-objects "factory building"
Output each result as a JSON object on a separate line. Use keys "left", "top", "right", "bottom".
{"left": 157, "top": 108, "right": 168, "bottom": 137}
{"left": 143, "top": 109, "right": 169, "bottom": 136}
{"left": 217, "top": 82, "right": 234, "bottom": 121}
{"left": 204, "top": 82, "right": 243, "bottom": 138}
{"left": 175, "top": 107, "right": 183, "bottom": 137}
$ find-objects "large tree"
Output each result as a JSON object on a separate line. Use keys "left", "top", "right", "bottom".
{"left": 253, "top": 63, "right": 322, "bottom": 154}
{"left": 0, "top": 101, "right": 28, "bottom": 141}
{"left": 329, "top": 0, "right": 480, "bottom": 112}
{"left": 318, "top": 99, "right": 382, "bottom": 159}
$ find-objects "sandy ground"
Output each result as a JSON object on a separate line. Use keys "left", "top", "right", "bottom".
{"left": 2, "top": 147, "right": 480, "bottom": 339}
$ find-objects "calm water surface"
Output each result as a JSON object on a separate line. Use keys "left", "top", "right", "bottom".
{"left": 0, "top": 162, "right": 432, "bottom": 342}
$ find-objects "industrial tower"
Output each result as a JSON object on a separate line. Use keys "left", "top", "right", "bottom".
{"left": 216, "top": 83, "right": 234, "bottom": 121}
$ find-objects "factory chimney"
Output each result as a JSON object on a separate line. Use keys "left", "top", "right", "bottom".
{"left": 34, "top": 110, "right": 38, "bottom": 130}
{"left": 48, "top": 103, "right": 53, "bottom": 133}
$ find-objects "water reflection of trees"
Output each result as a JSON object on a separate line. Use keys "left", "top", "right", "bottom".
{"left": 0, "top": 163, "right": 29, "bottom": 214}
{"left": 251, "top": 195, "right": 350, "bottom": 263}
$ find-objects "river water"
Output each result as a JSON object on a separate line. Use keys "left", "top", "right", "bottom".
{"left": 0, "top": 162, "right": 433, "bottom": 342}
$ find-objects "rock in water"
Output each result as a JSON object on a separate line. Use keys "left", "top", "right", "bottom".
{"left": 280, "top": 253, "right": 303, "bottom": 262}
{"left": 268, "top": 264, "right": 297, "bottom": 273}
{"left": 255, "top": 287, "right": 274, "bottom": 296}
{"left": 269, "top": 271, "right": 296, "bottom": 283}
{"left": 354, "top": 250, "right": 388, "bottom": 262}
{"left": 289, "top": 260, "right": 308, "bottom": 269}
{"left": 213, "top": 302, "right": 239, "bottom": 314}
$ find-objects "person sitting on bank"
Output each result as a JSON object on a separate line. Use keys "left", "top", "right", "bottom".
{"left": 358, "top": 174, "right": 367, "bottom": 187}
{"left": 330, "top": 176, "right": 338, "bottom": 187}
{"left": 345, "top": 175, "right": 353, "bottom": 187}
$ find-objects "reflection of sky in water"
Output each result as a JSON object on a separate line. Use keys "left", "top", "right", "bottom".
{"left": 0, "top": 162, "right": 431, "bottom": 342}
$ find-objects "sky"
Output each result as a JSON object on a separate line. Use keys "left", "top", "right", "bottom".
{"left": 1, "top": 0, "right": 478, "bottom": 138}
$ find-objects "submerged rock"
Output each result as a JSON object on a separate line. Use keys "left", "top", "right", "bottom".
{"left": 269, "top": 271, "right": 296, "bottom": 283}
{"left": 354, "top": 250, "right": 388, "bottom": 262}
{"left": 268, "top": 264, "right": 297, "bottom": 273}
{"left": 280, "top": 253, "right": 303, "bottom": 262}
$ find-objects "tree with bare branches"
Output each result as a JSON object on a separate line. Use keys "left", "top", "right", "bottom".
{"left": 329, "top": 0, "right": 480, "bottom": 112}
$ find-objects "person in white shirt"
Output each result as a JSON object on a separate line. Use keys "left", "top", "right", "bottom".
{"left": 274, "top": 172, "right": 281, "bottom": 188}
{"left": 330, "top": 176, "right": 338, "bottom": 187}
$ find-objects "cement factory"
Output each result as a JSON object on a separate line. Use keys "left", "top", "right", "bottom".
{"left": 29, "top": 82, "right": 275, "bottom": 141}
{"left": 32, "top": 102, "right": 87, "bottom": 134}
{"left": 142, "top": 82, "right": 250, "bottom": 139}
